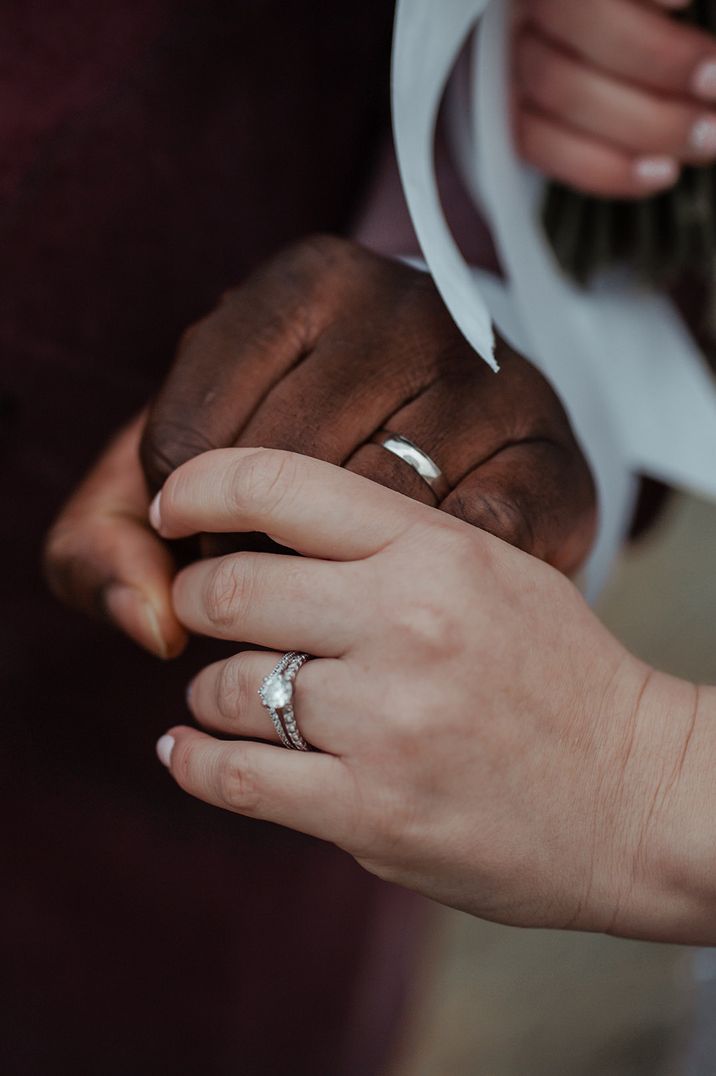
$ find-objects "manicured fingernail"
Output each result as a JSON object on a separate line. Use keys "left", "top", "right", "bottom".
{"left": 149, "top": 491, "right": 162, "bottom": 531}
{"left": 690, "top": 116, "right": 716, "bottom": 156}
{"left": 156, "top": 734, "right": 175, "bottom": 768}
{"left": 693, "top": 60, "right": 716, "bottom": 101}
{"left": 634, "top": 156, "right": 679, "bottom": 190}
{"left": 104, "top": 584, "right": 169, "bottom": 659}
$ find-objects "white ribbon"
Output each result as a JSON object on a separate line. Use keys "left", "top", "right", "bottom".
{"left": 392, "top": 0, "right": 716, "bottom": 597}
{"left": 391, "top": 0, "right": 497, "bottom": 370}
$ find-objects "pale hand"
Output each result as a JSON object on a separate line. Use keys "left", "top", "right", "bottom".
{"left": 151, "top": 447, "right": 716, "bottom": 943}
{"left": 516, "top": 0, "right": 716, "bottom": 196}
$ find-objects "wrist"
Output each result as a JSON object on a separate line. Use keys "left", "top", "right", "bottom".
{"left": 602, "top": 666, "right": 716, "bottom": 943}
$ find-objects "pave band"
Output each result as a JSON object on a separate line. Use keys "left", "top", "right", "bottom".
{"left": 372, "top": 431, "right": 450, "bottom": 501}
{"left": 258, "top": 652, "right": 312, "bottom": 751}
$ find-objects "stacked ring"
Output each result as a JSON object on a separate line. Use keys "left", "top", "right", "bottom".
{"left": 258, "top": 652, "right": 312, "bottom": 751}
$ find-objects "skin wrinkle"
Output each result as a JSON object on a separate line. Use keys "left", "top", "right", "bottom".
{"left": 614, "top": 672, "right": 700, "bottom": 934}
{"left": 663, "top": 681, "right": 701, "bottom": 801}
{"left": 564, "top": 699, "right": 623, "bottom": 933}
{"left": 563, "top": 651, "right": 643, "bottom": 934}
{"left": 634, "top": 681, "right": 701, "bottom": 870}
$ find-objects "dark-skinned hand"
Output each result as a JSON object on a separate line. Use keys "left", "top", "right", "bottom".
{"left": 44, "top": 236, "right": 596, "bottom": 658}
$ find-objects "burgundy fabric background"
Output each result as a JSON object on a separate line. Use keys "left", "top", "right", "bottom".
{"left": 0, "top": 3, "right": 425, "bottom": 1073}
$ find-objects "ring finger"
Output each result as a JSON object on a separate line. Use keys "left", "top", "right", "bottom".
{"left": 345, "top": 357, "right": 500, "bottom": 503}
{"left": 187, "top": 650, "right": 350, "bottom": 752}
{"left": 516, "top": 30, "right": 716, "bottom": 163}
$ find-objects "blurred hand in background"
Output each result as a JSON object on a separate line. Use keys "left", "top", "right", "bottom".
{"left": 514, "top": 0, "right": 716, "bottom": 197}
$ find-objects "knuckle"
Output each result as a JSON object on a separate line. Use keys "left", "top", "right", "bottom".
{"left": 173, "top": 740, "right": 194, "bottom": 789}
{"left": 140, "top": 417, "right": 217, "bottom": 493}
{"left": 451, "top": 489, "right": 536, "bottom": 553}
{"left": 429, "top": 521, "right": 480, "bottom": 568}
{"left": 492, "top": 496, "right": 535, "bottom": 552}
{"left": 218, "top": 751, "right": 261, "bottom": 813}
{"left": 215, "top": 656, "right": 249, "bottom": 724}
{"left": 225, "top": 449, "right": 298, "bottom": 521}
{"left": 286, "top": 232, "right": 350, "bottom": 270}
{"left": 277, "top": 234, "right": 361, "bottom": 308}
{"left": 204, "top": 555, "right": 250, "bottom": 630}
{"left": 389, "top": 592, "right": 461, "bottom": 664}
{"left": 42, "top": 518, "right": 111, "bottom": 612}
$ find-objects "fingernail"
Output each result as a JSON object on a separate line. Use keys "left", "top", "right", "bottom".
{"left": 634, "top": 156, "right": 679, "bottom": 190}
{"left": 690, "top": 116, "right": 716, "bottom": 156}
{"left": 142, "top": 600, "right": 170, "bottom": 660}
{"left": 693, "top": 59, "right": 716, "bottom": 101}
{"left": 156, "top": 734, "right": 175, "bottom": 768}
{"left": 149, "top": 491, "right": 162, "bottom": 531}
{"left": 104, "top": 584, "right": 169, "bottom": 659}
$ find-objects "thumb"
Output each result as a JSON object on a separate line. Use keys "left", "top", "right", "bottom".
{"left": 44, "top": 414, "right": 187, "bottom": 659}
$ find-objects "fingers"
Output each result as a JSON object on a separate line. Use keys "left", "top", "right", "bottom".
{"left": 515, "top": 0, "right": 716, "bottom": 195}
{"left": 346, "top": 344, "right": 596, "bottom": 571}
{"left": 234, "top": 331, "right": 424, "bottom": 464}
{"left": 187, "top": 651, "right": 349, "bottom": 751}
{"left": 344, "top": 341, "right": 513, "bottom": 502}
{"left": 157, "top": 726, "right": 354, "bottom": 844}
{"left": 444, "top": 440, "right": 596, "bottom": 575}
{"left": 517, "top": 105, "right": 679, "bottom": 198}
{"left": 523, "top": 0, "right": 716, "bottom": 99}
{"left": 43, "top": 415, "right": 186, "bottom": 659}
{"left": 516, "top": 30, "right": 716, "bottom": 164}
{"left": 140, "top": 235, "right": 355, "bottom": 494}
{"left": 347, "top": 344, "right": 527, "bottom": 497}
{"left": 151, "top": 448, "right": 419, "bottom": 558}
{"left": 172, "top": 552, "right": 359, "bottom": 654}
{"left": 345, "top": 442, "right": 438, "bottom": 504}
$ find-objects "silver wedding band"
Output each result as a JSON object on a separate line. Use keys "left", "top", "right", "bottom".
{"left": 372, "top": 431, "right": 450, "bottom": 501}
{"left": 258, "top": 651, "right": 312, "bottom": 751}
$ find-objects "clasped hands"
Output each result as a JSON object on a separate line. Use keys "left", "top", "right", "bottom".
{"left": 45, "top": 237, "right": 594, "bottom": 658}
{"left": 44, "top": 238, "right": 716, "bottom": 942}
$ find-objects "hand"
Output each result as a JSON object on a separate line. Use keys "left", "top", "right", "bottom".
{"left": 140, "top": 237, "right": 595, "bottom": 574}
{"left": 42, "top": 414, "right": 187, "bottom": 659}
{"left": 515, "top": 0, "right": 716, "bottom": 197}
{"left": 151, "top": 448, "right": 716, "bottom": 943}
{"left": 45, "top": 237, "right": 595, "bottom": 656}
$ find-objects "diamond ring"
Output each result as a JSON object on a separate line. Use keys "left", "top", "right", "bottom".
{"left": 258, "top": 652, "right": 312, "bottom": 751}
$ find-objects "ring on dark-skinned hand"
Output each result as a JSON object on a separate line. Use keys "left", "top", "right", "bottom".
{"left": 372, "top": 430, "right": 450, "bottom": 502}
